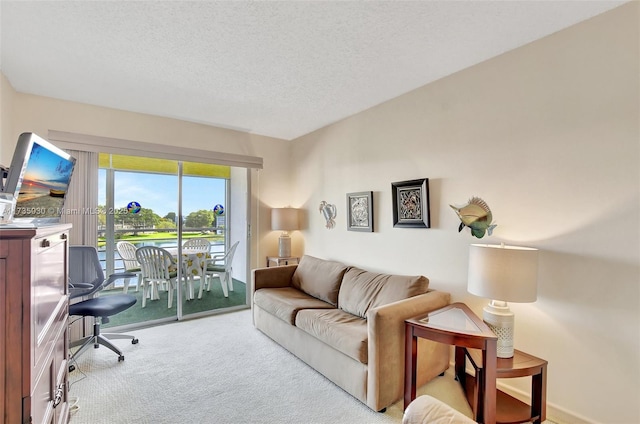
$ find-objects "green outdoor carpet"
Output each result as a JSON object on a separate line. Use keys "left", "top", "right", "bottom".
{"left": 100, "top": 278, "right": 246, "bottom": 328}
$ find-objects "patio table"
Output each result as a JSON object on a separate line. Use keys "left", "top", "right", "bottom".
{"left": 165, "top": 247, "right": 211, "bottom": 300}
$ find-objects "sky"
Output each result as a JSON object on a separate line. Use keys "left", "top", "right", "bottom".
{"left": 98, "top": 170, "right": 226, "bottom": 218}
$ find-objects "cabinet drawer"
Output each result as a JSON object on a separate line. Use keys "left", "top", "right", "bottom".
{"left": 31, "top": 311, "right": 68, "bottom": 424}
{"left": 53, "top": 323, "right": 69, "bottom": 424}
{"left": 32, "top": 232, "right": 67, "bottom": 372}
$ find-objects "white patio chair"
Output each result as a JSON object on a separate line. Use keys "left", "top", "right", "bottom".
{"left": 116, "top": 241, "right": 142, "bottom": 293}
{"left": 182, "top": 238, "right": 211, "bottom": 299}
{"left": 135, "top": 246, "right": 180, "bottom": 308}
{"left": 203, "top": 241, "right": 239, "bottom": 298}
{"left": 183, "top": 237, "right": 211, "bottom": 253}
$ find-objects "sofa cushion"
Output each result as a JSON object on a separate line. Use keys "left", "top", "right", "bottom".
{"left": 295, "top": 308, "right": 368, "bottom": 364}
{"left": 338, "top": 267, "right": 429, "bottom": 319}
{"left": 292, "top": 255, "right": 348, "bottom": 307}
{"left": 254, "top": 287, "right": 334, "bottom": 325}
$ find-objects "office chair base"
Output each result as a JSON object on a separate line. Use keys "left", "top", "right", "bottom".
{"left": 69, "top": 322, "right": 138, "bottom": 367}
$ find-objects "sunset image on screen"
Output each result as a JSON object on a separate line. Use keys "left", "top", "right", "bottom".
{"left": 14, "top": 143, "right": 74, "bottom": 217}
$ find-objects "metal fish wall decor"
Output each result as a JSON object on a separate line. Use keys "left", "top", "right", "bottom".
{"left": 319, "top": 201, "right": 337, "bottom": 229}
{"left": 450, "top": 196, "right": 497, "bottom": 238}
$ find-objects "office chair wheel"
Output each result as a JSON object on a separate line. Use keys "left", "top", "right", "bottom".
{"left": 118, "top": 355, "right": 125, "bottom": 362}
{"left": 132, "top": 338, "right": 139, "bottom": 344}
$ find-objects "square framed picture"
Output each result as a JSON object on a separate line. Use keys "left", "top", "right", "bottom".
{"left": 391, "top": 178, "right": 430, "bottom": 228}
{"left": 346, "top": 191, "right": 373, "bottom": 232}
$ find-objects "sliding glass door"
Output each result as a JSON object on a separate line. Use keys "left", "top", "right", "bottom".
{"left": 98, "top": 154, "right": 248, "bottom": 328}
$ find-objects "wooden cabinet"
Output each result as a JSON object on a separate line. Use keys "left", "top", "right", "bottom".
{"left": 1, "top": 224, "right": 71, "bottom": 424}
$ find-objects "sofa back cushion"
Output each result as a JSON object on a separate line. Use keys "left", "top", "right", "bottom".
{"left": 292, "top": 255, "right": 348, "bottom": 306}
{"left": 338, "top": 267, "right": 429, "bottom": 318}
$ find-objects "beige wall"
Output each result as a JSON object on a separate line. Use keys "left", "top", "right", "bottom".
{"left": 291, "top": 4, "right": 638, "bottom": 424}
{"left": 0, "top": 72, "right": 16, "bottom": 163}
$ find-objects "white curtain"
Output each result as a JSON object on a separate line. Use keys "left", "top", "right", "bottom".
{"left": 61, "top": 149, "right": 98, "bottom": 246}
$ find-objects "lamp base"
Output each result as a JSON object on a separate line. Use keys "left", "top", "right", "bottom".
{"left": 278, "top": 233, "right": 291, "bottom": 258}
{"left": 482, "top": 300, "right": 514, "bottom": 358}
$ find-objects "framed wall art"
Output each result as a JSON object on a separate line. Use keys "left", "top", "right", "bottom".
{"left": 391, "top": 178, "right": 430, "bottom": 228}
{"left": 346, "top": 191, "right": 373, "bottom": 232}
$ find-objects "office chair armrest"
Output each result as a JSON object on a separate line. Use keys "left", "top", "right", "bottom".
{"left": 70, "top": 282, "right": 94, "bottom": 289}
{"left": 104, "top": 271, "right": 138, "bottom": 288}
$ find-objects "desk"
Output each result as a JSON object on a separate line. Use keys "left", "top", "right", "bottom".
{"left": 462, "top": 348, "right": 547, "bottom": 424}
{"left": 404, "top": 303, "right": 498, "bottom": 424}
{"left": 266, "top": 256, "right": 299, "bottom": 267}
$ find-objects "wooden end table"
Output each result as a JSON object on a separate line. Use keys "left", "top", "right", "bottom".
{"left": 460, "top": 348, "right": 547, "bottom": 424}
{"left": 404, "top": 302, "right": 498, "bottom": 424}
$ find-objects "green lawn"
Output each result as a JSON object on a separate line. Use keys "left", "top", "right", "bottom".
{"left": 98, "top": 231, "right": 224, "bottom": 247}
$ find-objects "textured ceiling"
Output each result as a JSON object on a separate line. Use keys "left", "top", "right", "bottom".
{"left": 0, "top": 1, "right": 626, "bottom": 141}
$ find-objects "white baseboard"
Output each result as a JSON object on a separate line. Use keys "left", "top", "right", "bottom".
{"left": 496, "top": 380, "right": 595, "bottom": 424}
{"left": 453, "top": 359, "right": 593, "bottom": 424}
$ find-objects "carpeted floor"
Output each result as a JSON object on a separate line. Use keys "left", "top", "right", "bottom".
{"left": 68, "top": 309, "right": 473, "bottom": 424}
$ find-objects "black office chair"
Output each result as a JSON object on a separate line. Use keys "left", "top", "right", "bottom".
{"left": 69, "top": 246, "right": 139, "bottom": 365}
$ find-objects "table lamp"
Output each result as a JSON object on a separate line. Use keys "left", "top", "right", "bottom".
{"left": 271, "top": 207, "right": 299, "bottom": 258}
{"left": 467, "top": 243, "right": 538, "bottom": 358}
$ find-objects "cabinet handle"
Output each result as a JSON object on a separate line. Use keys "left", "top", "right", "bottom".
{"left": 41, "top": 239, "right": 50, "bottom": 248}
{"left": 61, "top": 233, "right": 67, "bottom": 240}
{"left": 52, "top": 384, "right": 64, "bottom": 408}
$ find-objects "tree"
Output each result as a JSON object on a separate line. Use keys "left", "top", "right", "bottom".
{"left": 121, "top": 207, "right": 161, "bottom": 227}
{"left": 185, "top": 209, "right": 214, "bottom": 228}
{"left": 164, "top": 212, "right": 177, "bottom": 223}
{"left": 98, "top": 206, "right": 107, "bottom": 226}
{"left": 156, "top": 218, "right": 176, "bottom": 229}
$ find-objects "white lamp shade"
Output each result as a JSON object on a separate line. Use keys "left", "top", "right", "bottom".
{"left": 271, "top": 208, "right": 299, "bottom": 231}
{"left": 468, "top": 244, "right": 538, "bottom": 303}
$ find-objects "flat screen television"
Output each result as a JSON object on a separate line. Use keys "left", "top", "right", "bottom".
{"left": 2, "top": 132, "right": 76, "bottom": 226}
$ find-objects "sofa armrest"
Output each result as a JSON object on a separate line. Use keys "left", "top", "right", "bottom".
{"left": 251, "top": 265, "right": 298, "bottom": 292}
{"left": 366, "top": 290, "right": 451, "bottom": 410}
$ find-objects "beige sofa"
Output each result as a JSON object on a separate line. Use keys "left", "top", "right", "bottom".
{"left": 251, "top": 255, "right": 451, "bottom": 412}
